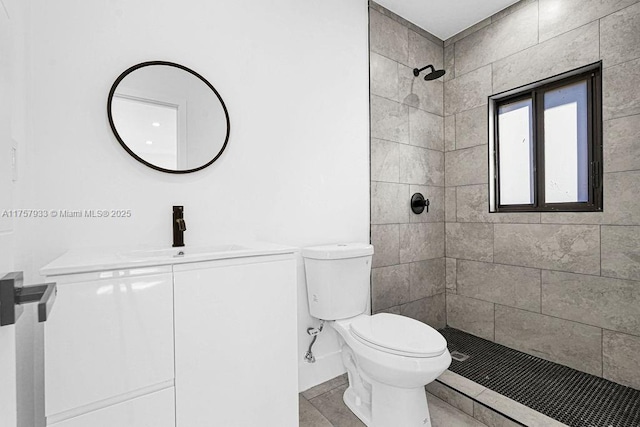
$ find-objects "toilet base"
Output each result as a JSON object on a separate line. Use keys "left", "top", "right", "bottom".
{"left": 343, "top": 386, "right": 372, "bottom": 426}
{"left": 343, "top": 382, "right": 432, "bottom": 427}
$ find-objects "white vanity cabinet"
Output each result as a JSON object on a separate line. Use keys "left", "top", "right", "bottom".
{"left": 43, "top": 266, "right": 175, "bottom": 426}
{"left": 41, "top": 244, "right": 298, "bottom": 427}
{"left": 173, "top": 254, "right": 298, "bottom": 427}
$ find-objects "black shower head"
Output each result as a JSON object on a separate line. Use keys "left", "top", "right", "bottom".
{"left": 412, "top": 64, "right": 446, "bottom": 81}
{"left": 424, "top": 68, "right": 446, "bottom": 80}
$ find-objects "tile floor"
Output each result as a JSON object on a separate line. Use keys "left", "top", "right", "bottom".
{"left": 299, "top": 374, "right": 487, "bottom": 427}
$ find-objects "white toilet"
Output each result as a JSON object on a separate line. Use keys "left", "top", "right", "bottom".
{"left": 302, "top": 243, "right": 451, "bottom": 427}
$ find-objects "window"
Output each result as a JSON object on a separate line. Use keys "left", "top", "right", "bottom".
{"left": 488, "top": 63, "right": 603, "bottom": 212}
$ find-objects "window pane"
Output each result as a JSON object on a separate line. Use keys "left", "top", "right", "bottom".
{"left": 498, "top": 99, "right": 534, "bottom": 205}
{"left": 544, "top": 81, "right": 588, "bottom": 203}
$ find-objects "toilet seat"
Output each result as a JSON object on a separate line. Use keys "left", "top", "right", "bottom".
{"left": 349, "top": 313, "right": 447, "bottom": 358}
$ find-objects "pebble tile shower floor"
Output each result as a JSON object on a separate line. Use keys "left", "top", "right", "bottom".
{"left": 440, "top": 327, "right": 640, "bottom": 427}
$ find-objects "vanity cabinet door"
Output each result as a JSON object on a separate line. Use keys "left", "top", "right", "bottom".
{"left": 174, "top": 256, "right": 298, "bottom": 427}
{"left": 44, "top": 269, "right": 175, "bottom": 419}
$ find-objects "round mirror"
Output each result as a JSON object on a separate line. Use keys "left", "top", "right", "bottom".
{"left": 107, "top": 61, "right": 230, "bottom": 173}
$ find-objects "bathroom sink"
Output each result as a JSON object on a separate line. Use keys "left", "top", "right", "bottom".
{"left": 40, "top": 242, "right": 297, "bottom": 276}
{"left": 121, "top": 244, "right": 249, "bottom": 259}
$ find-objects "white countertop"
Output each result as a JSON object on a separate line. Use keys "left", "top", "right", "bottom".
{"left": 40, "top": 242, "right": 298, "bottom": 276}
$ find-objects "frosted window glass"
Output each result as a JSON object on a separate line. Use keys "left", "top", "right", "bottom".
{"left": 498, "top": 99, "right": 534, "bottom": 205}
{"left": 544, "top": 81, "right": 588, "bottom": 203}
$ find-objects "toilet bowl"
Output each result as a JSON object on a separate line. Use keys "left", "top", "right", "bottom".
{"left": 331, "top": 313, "right": 451, "bottom": 427}
{"left": 302, "top": 243, "right": 451, "bottom": 427}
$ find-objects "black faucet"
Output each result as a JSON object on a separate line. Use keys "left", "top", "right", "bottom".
{"left": 172, "top": 206, "right": 186, "bottom": 247}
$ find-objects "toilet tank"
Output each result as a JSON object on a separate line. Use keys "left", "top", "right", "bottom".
{"left": 302, "top": 243, "right": 374, "bottom": 320}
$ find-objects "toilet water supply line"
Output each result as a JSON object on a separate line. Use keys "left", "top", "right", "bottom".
{"left": 304, "top": 320, "right": 325, "bottom": 363}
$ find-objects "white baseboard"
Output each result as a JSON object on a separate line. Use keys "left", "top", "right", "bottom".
{"left": 298, "top": 349, "right": 346, "bottom": 393}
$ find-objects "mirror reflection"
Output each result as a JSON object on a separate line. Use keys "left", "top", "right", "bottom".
{"left": 108, "top": 62, "right": 230, "bottom": 173}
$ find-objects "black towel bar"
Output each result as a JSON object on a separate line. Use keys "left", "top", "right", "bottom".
{"left": 0, "top": 271, "right": 56, "bottom": 326}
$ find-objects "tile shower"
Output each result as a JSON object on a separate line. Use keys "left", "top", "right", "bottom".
{"left": 369, "top": 0, "right": 640, "bottom": 412}
{"left": 443, "top": 0, "right": 640, "bottom": 390}
{"left": 369, "top": 2, "right": 447, "bottom": 328}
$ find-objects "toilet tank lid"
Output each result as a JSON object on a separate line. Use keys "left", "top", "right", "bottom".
{"left": 302, "top": 243, "right": 374, "bottom": 260}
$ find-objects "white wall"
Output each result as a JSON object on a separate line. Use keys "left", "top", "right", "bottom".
{"left": 1, "top": 0, "right": 30, "bottom": 425}
{"left": 16, "top": 0, "right": 370, "bottom": 392}
{"left": 0, "top": 1, "right": 17, "bottom": 423}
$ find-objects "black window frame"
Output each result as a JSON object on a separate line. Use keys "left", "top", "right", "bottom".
{"left": 489, "top": 62, "right": 603, "bottom": 213}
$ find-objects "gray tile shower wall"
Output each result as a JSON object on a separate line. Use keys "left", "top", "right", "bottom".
{"left": 369, "top": 2, "right": 446, "bottom": 329}
{"left": 443, "top": 0, "right": 640, "bottom": 388}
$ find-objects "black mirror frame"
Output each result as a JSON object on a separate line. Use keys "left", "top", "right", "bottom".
{"left": 107, "top": 61, "right": 231, "bottom": 174}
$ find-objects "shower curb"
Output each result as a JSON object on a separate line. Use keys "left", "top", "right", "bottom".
{"left": 429, "top": 371, "right": 565, "bottom": 427}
